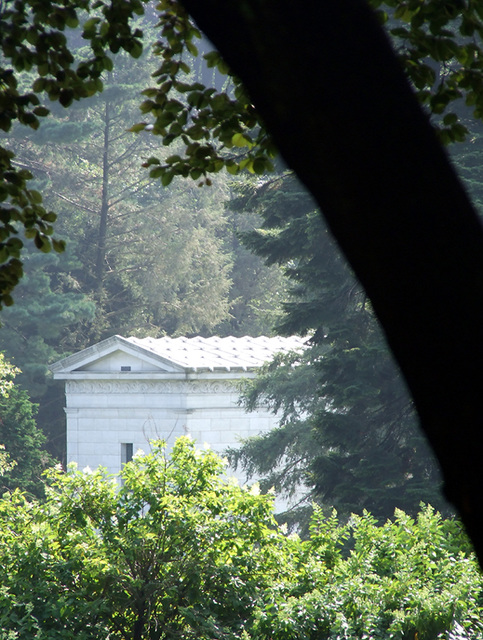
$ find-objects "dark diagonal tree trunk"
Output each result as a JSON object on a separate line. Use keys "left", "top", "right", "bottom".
{"left": 179, "top": 0, "right": 483, "bottom": 562}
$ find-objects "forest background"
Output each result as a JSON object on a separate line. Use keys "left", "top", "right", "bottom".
{"left": 0, "top": 17, "right": 288, "bottom": 464}
{"left": 2, "top": 0, "right": 483, "bottom": 528}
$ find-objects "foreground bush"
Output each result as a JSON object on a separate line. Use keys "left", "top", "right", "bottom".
{"left": 0, "top": 438, "right": 481, "bottom": 639}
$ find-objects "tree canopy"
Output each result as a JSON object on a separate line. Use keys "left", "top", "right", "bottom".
{"left": 0, "top": 438, "right": 481, "bottom": 640}
{"left": 3, "top": 0, "right": 483, "bottom": 305}
{"left": 0, "top": 0, "right": 147, "bottom": 305}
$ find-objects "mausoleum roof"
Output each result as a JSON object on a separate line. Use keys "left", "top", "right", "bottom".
{"left": 125, "top": 335, "right": 306, "bottom": 371}
{"left": 50, "top": 334, "right": 307, "bottom": 377}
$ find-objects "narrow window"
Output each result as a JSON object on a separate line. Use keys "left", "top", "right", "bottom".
{"left": 121, "top": 442, "right": 133, "bottom": 466}
{"left": 121, "top": 366, "right": 131, "bottom": 372}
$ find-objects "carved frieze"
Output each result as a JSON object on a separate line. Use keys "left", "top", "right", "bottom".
{"left": 65, "top": 380, "right": 238, "bottom": 395}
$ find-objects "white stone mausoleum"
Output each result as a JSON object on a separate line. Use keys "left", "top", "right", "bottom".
{"left": 51, "top": 335, "right": 305, "bottom": 481}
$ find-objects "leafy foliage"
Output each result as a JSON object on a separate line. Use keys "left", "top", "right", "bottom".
{"left": 0, "top": 0, "right": 145, "bottom": 306}
{"left": 0, "top": 438, "right": 283, "bottom": 640}
{"left": 138, "top": 0, "right": 276, "bottom": 186}
{"left": 0, "top": 353, "right": 53, "bottom": 498}
{"left": 3, "top": 0, "right": 483, "bottom": 306}
{"left": 139, "top": 0, "right": 483, "bottom": 180}
{"left": 380, "top": 0, "right": 483, "bottom": 144}
{"left": 253, "top": 505, "right": 483, "bottom": 640}
{"left": 0, "top": 439, "right": 480, "bottom": 640}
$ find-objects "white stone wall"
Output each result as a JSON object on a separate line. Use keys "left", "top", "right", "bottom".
{"left": 64, "top": 377, "right": 277, "bottom": 484}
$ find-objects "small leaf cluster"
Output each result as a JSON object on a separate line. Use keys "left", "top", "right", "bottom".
{"left": 378, "top": 0, "right": 483, "bottom": 144}
{"left": 0, "top": 146, "right": 63, "bottom": 306}
{"left": 136, "top": 0, "right": 276, "bottom": 187}
{"left": 1, "top": 0, "right": 145, "bottom": 117}
{"left": 0, "top": 0, "right": 145, "bottom": 307}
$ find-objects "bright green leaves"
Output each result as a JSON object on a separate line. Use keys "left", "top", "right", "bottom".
{"left": 0, "top": 438, "right": 283, "bottom": 640}
{"left": 0, "top": 439, "right": 481, "bottom": 639}
{"left": 252, "top": 505, "right": 483, "bottom": 640}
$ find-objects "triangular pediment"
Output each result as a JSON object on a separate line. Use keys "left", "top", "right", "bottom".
{"left": 50, "top": 335, "right": 186, "bottom": 377}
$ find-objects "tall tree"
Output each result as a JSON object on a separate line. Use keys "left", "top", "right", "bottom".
{"left": 228, "top": 174, "right": 447, "bottom": 528}
{"left": 6, "top": 43, "right": 235, "bottom": 338}
{"left": 0, "top": 248, "right": 95, "bottom": 397}
{"left": 0, "top": 247, "right": 95, "bottom": 461}
{"left": 0, "top": 0, "right": 148, "bottom": 306}
{"left": 216, "top": 181, "right": 288, "bottom": 337}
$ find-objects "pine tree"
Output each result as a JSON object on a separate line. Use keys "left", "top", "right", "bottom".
{"left": 229, "top": 173, "right": 449, "bottom": 528}
{"left": 215, "top": 183, "right": 288, "bottom": 337}
{"left": 0, "top": 247, "right": 95, "bottom": 462}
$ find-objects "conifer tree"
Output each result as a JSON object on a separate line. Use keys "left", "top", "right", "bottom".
{"left": 229, "top": 174, "right": 449, "bottom": 528}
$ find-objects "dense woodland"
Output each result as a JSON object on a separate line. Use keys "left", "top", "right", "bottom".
{"left": 0, "top": 24, "right": 287, "bottom": 462}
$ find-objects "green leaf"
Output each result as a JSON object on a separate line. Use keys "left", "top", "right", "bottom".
{"left": 52, "top": 238, "right": 65, "bottom": 252}
{"left": 442, "top": 113, "right": 458, "bottom": 126}
{"left": 29, "top": 190, "right": 43, "bottom": 204}
{"left": 186, "top": 41, "right": 198, "bottom": 56}
{"left": 226, "top": 163, "right": 239, "bottom": 175}
{"left": 252, "top": 158, "right": 267, "bottom": 174}
{"left": 34, "top": 234, "right": 51, "bottom": 252}
{"left": 128, "top": 122, "right": 149, "bottom": 133}
{"left": 103, "top": 56, "right": 114, "bottom": 71}
{"left": 232, "top": 132, "right": 249, "bottom": 147}
{"left": 32, "top": 106, "right": 50, "bottom": 118}
{"left": 161, "top": 171, "right": 174, "bottom": 186}
{"left": 149, "top": 166, "right": 165, "bottom": 179}
{"left": 130, "top": 41, "right": 143, "bottom": 59}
